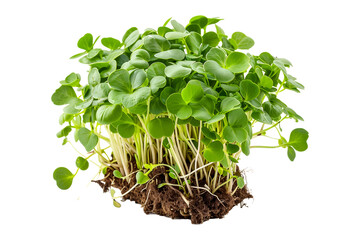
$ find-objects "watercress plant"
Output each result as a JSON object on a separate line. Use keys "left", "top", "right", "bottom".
{"left": 52, "top": 16, "right": 308, "bottom": 200}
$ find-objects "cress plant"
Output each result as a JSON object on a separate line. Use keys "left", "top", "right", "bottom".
{"left": 52, "top": 15, "right": 309, "bottom": 204}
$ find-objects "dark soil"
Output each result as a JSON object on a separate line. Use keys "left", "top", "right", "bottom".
{"left": 94, "top": 165, "right": 252, "bottom": 224}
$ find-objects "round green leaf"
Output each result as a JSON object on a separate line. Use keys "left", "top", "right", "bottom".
{"left": 288, "top": 128, "right": 309, "bottom": 152}
{"left": 77, "top": 33, "right": 93, "bottom": 52}
{"left": 204, "top": 60, "right": 234, "bottom": 83}
{"left": 108, "top": 69, "right": 131, "bottom": 93}
{"left": 170, "top": 20, "right": 186, "bottom": 32}
{"left": 51, "top": 86, "right": 77, "bottom": 105}
{"left": 206, "top": 47, "right": 226, "bottom": 67}
{"left": 76, "top": 157, "right": 89, "bottom": 171}
{"left": 190, "top": 15, "right": 208, "bottom": 28}
{"left": 111, "top": 113, "right": 135, "bottom": 138}
{"left": 53, "top": 167, "right": 74, "bottom": 190}
{"left": 204, "top": 141, "right": 225, "bottom": 162}
{"left": 240, "top": 80, "right": 260, "bottom": 101}
{"left": 181, "top": 80, "right": 204, "bottom": 104}
{"left": 225, "top": 52, "right": 250, "bottom": 73}
{"left": 96, "top": 104, "right": 122, "bottom": 124}
{"left": 155, "top": 49, "right": 185, "bottom": 61}
{"left": 227, "top": 109, "right": 248, "bottom": 128}
{"left": 143, "top": 35, "right": 170, "bottom": 52}
{"left": 130, "top": 69, "right": 146, "bottom": 89}
{"left": 166, "top": 93, "right": 192, "bottom": 119}
{"left": 150, "top": 76, "right": 166, "bottom": 93}
{"left": 223, "top": 126, "right": 247, "bottom": 143}
{"left": 121, "top": 87, "right": 151, "bottom": 108}
{"left": 220, "top": 97, "right": 240, "bottom": 113}
{"left": 236, "top": 176, "right": 245, "bottom": 189}
{"left": 56, "top": 126, "right": 72, "bottom": 138}
{"left": 260, "top": 75, "right": 273, "bottom": 89}
{"left": 93, "top": 83, "right": 110, "bottom": 99}
{"left": 251, "top": 111, "right": 272, "bottom": 124}
{"left": 164, "top": 65, "right": 192, "bottom": 79}
{"left": 202, "top": 31, "right": 220, "bottom": 47}
{"left": 241, "top": 139, "right": 250, "bottom": 156}
{"left": 190, "top": 96, "right": 215, "bottom": 121}
{"left": 231, "top": 32, "right": 254, "bottom": 50}
{"left": 136, "top": 172, "right": 150, "bottom": 184}
{"left": 147, "top": 62, "right": 166, "bottom": 80}
{"left": 148, "top": 117, "right": 175, "bottom": 139}
{"left": 226, "top": 143, "right": 240, "bottom": 154}
{"left": 101, "top": 37, "right": 121, "bottom": 50}
{"left": 78, "top": 127, "right": 99, "bottom": 152}
{"left": 88, "top": 68, "right": 100, "bottom": 86}
{"left": 60, "top": 73, "right": 81, "bottom": 87}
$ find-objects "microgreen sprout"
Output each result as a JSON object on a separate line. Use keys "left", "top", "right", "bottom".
{"left": 52, "top": 16, "right": 308, "bottom": 206}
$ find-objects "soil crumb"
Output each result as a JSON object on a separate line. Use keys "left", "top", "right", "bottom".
{"left": 93, "top": 166, "right": 252, "bottom": 224}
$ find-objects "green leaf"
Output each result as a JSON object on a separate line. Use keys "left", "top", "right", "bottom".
{"left": 185, "top": 32, "right": 202, "bottom": 55}
{"left": 53, "top": 167, "right": 74, "bottom": 190}
{"left": 227, "top": 109, "right": 248, "bottom": 128}
{"left": 170, "top": 19, "right": 186, "bottom": 32}
{"left": 56, "top": 126, "right": 72, "bottom": 138}
{"left": 108, "top": 69, "right": 131, "bottom": 93}
{"left": 124, "top": 29, "right": 140, "bottom": 48}
{"left": 259, "top": 52, "right": 274, "bottom": 65}
{"left": 225, "top": 52, "right": 250, "bottom": 73}
{"left": 288, "top": 128, "right": 309, "bottom": 152}
{"left": 111, "top": 113, "right": 135, "bottom": 138}
{"left": 100, "top": 60, "right": 117, "bottom": 78}
{"left": 121, "top": 87, "right": 151, "bottom": 108}
{"left": 223, "top": 126, "right": 248, "bottom": 143}
{"left": 181, "top": 80, "right": 204, "bottom": 104}
{"left": 60, "top": 73, "right": 81, "bottom": 87}
{"left": 164, "top": 65, "right": 192, "bottom": 79}
{"left": 96, "top": 104, "right": 122, "bottom": 124}
{"left": 241, "top": 139, "right": 250, "bottom": 156}
{"left": 240, "top": 80, "right": 260, "bottom": 101}
{"left": 155, "top": 49, "right": 185, "bottom": 61}
{"left": 231, "top": 32, "right": 254, "bottom": 49}
{"left": 202, "top": 127, "right": 217, "bottom": 140}
{"left": 148, "top": 117, "right": 175, "bottom": 139}
{"left": 190, "top": 96, "right": 215, "bottom": 121}
{"left": 51, "top": 86, "right": 77, "bottom": 105}
{"left": 165, "top": 31, "right": 189, "bottom": 40}
{"left": 70, "top": 51, "right": 86, "bottom": 59}
{"left": 287, "top": 146, "right": 296, "bottom": 161}
{"left": 113, "top": 170, "right": 123, "bottom": 178}
{"left": 78, "top": 127, "right": 99, "bottom": 152}
{"left": 150, "top": 76, "right": 166, "bottom": 93}
{"left": 259, "top": 75, "right": 273, "bottom": 89}
{"left": 101, "top": 37, "right": 121, "bottom": 50}
{"left": 204, "top": 141, "right": 225, "bottom": 162}
{"left": 236, "top": 176, "right": 245, "bottom": 189}
{"left": 251, "top": 111, "right": 272, "bottom": 124}
{"left": 166, "top": 93, "right": 192, "bottom": 119}
{"left": 76, "top": 157, "right": 89, "bottom": 170}
{"left": 220, "top": 97, "right": 240, "bottom": 112}
{"left": 206, "top": 47, "right": 227, "bottom": 67}
{"left": 204, "top": 60, "right": 234, "bottom": 83}
{"left": 88, "top": 68, "right": 100, "bottom": 86}
{"left": 190, "top": 15, "right": 208, "bottom": 28}
{"left": 143, "top": 35, "right": 170, "bottom": 53}
{"left": 130, "top": 69, "right": 146, "bottom": 89}
{"left": 136, "top": 172, "right": 150, "bottom": 184}
{"left": 226, "top": 143, "right": 240, "bottom": 154}
{"left": 77, "top": 33, "right": 93, "bottom": 52}
{"left": 59, "top": 113, "right": 73, "bottom": 125}
{"left": 93, "top": 83, "right": 110, "bottom": 99}
{"left": 206, "top": 114, "right": 225, "bottom": 124}
{"left": 202, "top": 31, "right": 220, "bottom": 47}
{"left": 147, "top": 62, "right": 166, "bottom": 81}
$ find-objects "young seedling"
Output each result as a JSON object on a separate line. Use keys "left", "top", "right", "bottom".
{"left": 52, "top": 15, "right": 308, "bottom": 224}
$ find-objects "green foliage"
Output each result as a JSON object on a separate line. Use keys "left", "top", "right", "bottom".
{"left": 53, "top": 167, "right": 75, "bottom": 190}
{"left": 52, "top": 16, "right": 308, "bottom": 194}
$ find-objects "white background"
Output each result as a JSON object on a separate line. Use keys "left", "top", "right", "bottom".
{"left": 1, "top": 0, "right": 359, "bottom": 239}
